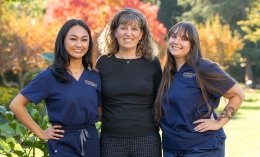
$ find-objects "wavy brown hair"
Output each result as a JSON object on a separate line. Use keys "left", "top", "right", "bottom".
{"left": 154, "top": 22, "right": 235, "bottom": 126}
{"left": 98, "top": 8, "right": 158, "bottom": 61}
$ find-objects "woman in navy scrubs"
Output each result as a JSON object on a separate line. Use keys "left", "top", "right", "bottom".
{"left": 9, "top": 19, "right": 102, "bottom": 157}
{"left": 154, "top": 22, "right": 245, "bottom": 157}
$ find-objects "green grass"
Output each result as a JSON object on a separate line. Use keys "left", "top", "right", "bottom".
{"left": 219, "top": 89, "right": 260, "bottom": 157}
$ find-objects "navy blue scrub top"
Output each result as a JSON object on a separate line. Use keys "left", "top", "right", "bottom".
{"left": 21, "top": 68, "right": 102, "bottom": 127}
{"left": 160, "top": 59, "right": 236, "bottom": 153}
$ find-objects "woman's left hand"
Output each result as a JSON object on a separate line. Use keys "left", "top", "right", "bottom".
{"left": 193, "top": 114, "right": 222, "bottom": 132}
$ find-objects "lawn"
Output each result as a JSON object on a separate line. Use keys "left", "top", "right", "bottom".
{"left": 220, "top": 89, "right": 260, "bottom": 157}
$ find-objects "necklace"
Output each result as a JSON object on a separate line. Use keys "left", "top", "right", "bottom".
{"left": 74, "top": 68, "right": 84, "bottom": 75}
{"left": 126, "top": 59, "right": 131, "bottom": 64}
{"left": 120, "top": 55, "right": 132, "bottom": 63}
{"left": 68, "top": 67, "right": 84, "bottom": 75}
{"left": 116, "top": 53, "right": 134, "bottom": 64}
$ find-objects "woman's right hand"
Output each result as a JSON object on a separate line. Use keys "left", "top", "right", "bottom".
{"left": 40, "top": 125, "right": 65, "bottom": 140}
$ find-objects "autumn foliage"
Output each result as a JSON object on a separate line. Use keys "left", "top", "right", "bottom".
{"left": 1, "top": 0, "right": 248, "bottom": 89}
{"left": 196, "top": 15, "right": 244, "bottom": 68}
{"left": 44, "top": 0, "right": 167, "bottom": 59}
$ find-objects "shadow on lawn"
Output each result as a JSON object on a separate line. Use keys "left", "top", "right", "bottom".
{"left": 239, "top": 105, "right": 260, "bottom": 110}
{"left": 231, "top": 105, "right": 260, "bottom": 120}
{"left": 216, "top": 104, "right": 260, "bottom": 120}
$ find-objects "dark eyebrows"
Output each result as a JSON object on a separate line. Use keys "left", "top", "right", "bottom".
{"left": 69, "top": 34, "right": 89, "bottom": 38}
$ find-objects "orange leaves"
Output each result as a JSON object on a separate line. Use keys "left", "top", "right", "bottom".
{"left": 0, "top": 13, "right": 57, "bottom": 72}
{"left": 44, "top": 0, "right": 167, "bottom": 57}
{"left": 196, "top": 15, "right": 244, "bottom": 68}
{"left": 1, "top": 0, "right": 167, "bottom": 73}
{"left": 119, "top": 0, "right": 167, "bottom": 47}
{"left": 44, "top": 0, "right": 113, "bottom": 34}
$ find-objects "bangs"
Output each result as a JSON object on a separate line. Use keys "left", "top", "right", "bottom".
{"left": 118, "top": 14, "right": 142, "bottom": 28}
{"left": 169, "top": 26, "right": 189, "bottom": 39}
{"left": 169, "top": 23, "right": 196, "bottom": 41}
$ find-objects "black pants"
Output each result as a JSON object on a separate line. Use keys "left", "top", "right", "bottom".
{"left": 100, "top": 133, "right": 162, "bottom": 157}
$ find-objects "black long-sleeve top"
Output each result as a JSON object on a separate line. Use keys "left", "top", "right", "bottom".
{"left": 96, "top": 54, "right": 162, "bottom": 138}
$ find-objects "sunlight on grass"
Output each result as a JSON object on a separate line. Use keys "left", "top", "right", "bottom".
{"left": 219, "top": 88, "right": 260, "bottom": 157}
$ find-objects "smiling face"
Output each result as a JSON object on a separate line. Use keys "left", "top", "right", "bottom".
{"left": 168, "top": 28, "right": 191, "bottom": 61}
{"left": 64, "top": 25, "right": 89, "bottom": 60}
{"left": 114, "top": 22, "right": 143, "bottom": 52}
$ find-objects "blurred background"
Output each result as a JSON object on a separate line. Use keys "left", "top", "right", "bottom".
{"left": 0, "top": 0, "right": 259, "bottom": 156}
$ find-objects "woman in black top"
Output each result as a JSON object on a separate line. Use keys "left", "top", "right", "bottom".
{"left": 96, "top": 8, "right": 162, "bottom": 157}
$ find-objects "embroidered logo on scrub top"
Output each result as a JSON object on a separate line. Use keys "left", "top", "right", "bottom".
{"left": 85, "top": 80, "right": 97, "bottom": 87}
{"left": 183, "top": 72, "right": 196, "bottom": 78}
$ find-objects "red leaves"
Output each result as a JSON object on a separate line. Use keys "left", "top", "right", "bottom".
{"left": 44, "top": 0, "right": 167, "bottom": 56}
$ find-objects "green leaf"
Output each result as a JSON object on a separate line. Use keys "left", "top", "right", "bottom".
{"left": 33, "top": 111, "right": 40, "bottom": 118}
{"left": 36, "top": 102, "right": 45, "bottom": 112}
{"left": 4, "top": 130, "right": 14, "bottom": 136}
{"left": 29, "top": 136, "right": 36, "bottom": 141}
{"left": 30, "top": 109, "right": 38, "bottom": 118}
{"left": 35, "top": 117, "right": 42, "bottom": 125}
{"left": 24, "top": 139, "right": 34, "bottom": 147}
{"left": 40, "top": 52, "right": 54, "bottom": 63}
{"left": 26, "top": 103, "right": 34, "bottom": 111}
{"left": 19, "top": 126, "right": 27, "bottom": 136}
{"left": 0, "top": 145, "right": 4, "bottom": 150}
{"left": 7, "top": 141, "right": 15, "bottom": 149}
{"left": 8, "top": 121, "right": 17, "bottom": 131}
{"left": 4, "top": 111, "right": 14, "bottom": 123}
{"left": 0, "top": 106, "right": 7, "bottom": 114}
{"left": 13, "top": 135, "right": 21, "bottom": 143}
{"left": 13, "top": 150, "right": 24, "bottom": 156}
{"left": 0, "top": 134, "right": 7, "bottom": 141}
{"left": 41, "top": 121, "right": 48, "bottom": 130}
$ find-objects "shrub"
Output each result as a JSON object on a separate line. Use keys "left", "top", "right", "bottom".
{"left": 0, "top": 86, "right": 19, "bottom": 110}
{"left": 0, "top": 102, "right": 49, "bottom": 157}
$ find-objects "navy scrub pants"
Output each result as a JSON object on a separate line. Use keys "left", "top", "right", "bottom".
{"left": 163, "top": 139, "right": 225, "bottom": 157}
{"left": 48, "top": 124, "right": 100, "bottom": 157}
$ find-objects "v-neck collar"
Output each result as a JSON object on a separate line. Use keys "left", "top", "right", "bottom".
{"left": 68, "top": 68, "right": 86, "bottom": 82}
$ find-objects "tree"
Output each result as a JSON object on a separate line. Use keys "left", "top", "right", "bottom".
{"left": 178, "top": 0, "right": 259, "bottom": 86}
{"left": 178, "top": 0, "right": 215, "bottom": 23}
{"left": 197, "top": 15, "right": 244, "bottom": 69}
{"left": 0, "top": 0, "right": 4, "bottom": 15}
{"left": 237, "top": 1, "right": 260, "bottom": 43}
{"left": 140, "top": 0, "right": 160, "bottom": 5}
{"left": 0, "top": 0, "right": 54, "bottom": 89}
{"left": 177, "top": 0, "right": 254, "bottom": 30}
{"left": 157, "top": 0, "right": 179, "bottom": 31}
{"left": 44, "top": 0, "right": 167, "bottom": 60}
{"left": 237, "top": 0, "right": 260, "bottom": 88}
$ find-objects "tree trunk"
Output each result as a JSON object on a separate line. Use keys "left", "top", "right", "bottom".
{"left": 245, "top": 57, "right": 255, "bottom": 88}
{"left": 0, "top": 71, "right": 20, "bottom": 89}
{"left": 0, "top": 67, "right": 40, "bottom": 90}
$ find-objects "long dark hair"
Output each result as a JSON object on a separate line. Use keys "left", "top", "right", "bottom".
{"left": 50, "top": 19, "right": 94, "bottom": 82}
{"left": 154, "top": 22, "right": 235, "bottom": 125}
